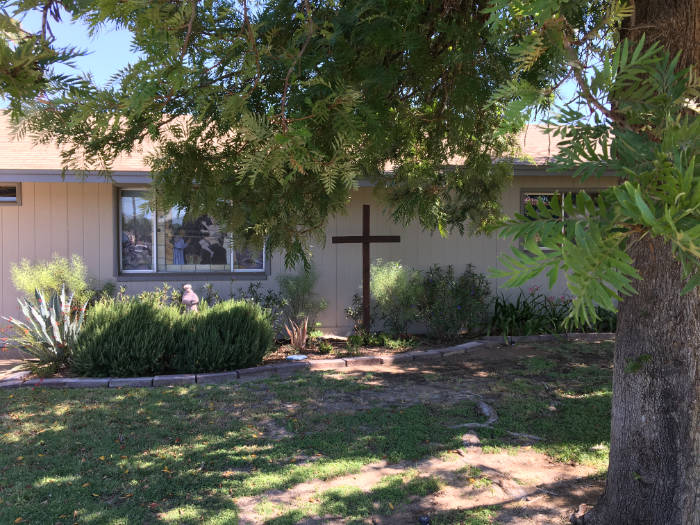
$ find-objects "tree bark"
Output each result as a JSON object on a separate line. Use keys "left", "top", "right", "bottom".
{"left": 575, "top": 237, "right": 699, "bottom": 525}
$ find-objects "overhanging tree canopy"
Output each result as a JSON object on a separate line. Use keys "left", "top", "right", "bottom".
{"left": 2, "top": 0, "right": 559, "bottom": 265}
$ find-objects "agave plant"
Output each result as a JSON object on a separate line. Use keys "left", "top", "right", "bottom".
{"left": 284, "top": 317, "right": 308, "bottom": 352}
{"left": 2, "top": 285, "right": 87, "bottom": 373}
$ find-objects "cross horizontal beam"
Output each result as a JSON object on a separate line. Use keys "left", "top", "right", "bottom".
{"left": 331, "top": 235, "right": 401, "bottom": 243}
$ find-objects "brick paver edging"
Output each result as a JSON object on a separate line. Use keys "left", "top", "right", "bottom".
{"left": 0, "top": 333, "right": 615, "bottom": 389}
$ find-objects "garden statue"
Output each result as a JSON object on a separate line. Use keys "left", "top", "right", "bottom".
{"left": 181, "top": 284, "right": 199, "bottom": 313}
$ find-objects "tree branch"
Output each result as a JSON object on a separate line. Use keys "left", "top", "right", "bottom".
{"left": 179, "top": 0, "right": 198, "bottom": 61}
{"left": 278, "top": 0, "right": 314, "bottom": 131}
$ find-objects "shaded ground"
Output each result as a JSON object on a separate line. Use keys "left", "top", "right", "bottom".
{"left": 0, "top": 337, "right": 613, "bottom": 524}
{"left": 0, "top": 347, "right": 26, "bottom": 378}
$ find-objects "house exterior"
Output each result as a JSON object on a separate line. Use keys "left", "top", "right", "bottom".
{"left": 0, "top": 117, "right": 616, "bottom": 335}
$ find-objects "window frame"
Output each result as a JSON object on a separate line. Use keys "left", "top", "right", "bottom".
{"left": 117, "top": 187, "right": 267, "bottom": 277}
{"left": 118, "top": 187, "right": 157, "bottom": 274}
{"left": 0, "top": 183, "right": 21, "bottom": 206}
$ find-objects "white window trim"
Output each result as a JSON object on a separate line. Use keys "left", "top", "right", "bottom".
{"left": 232, "top": 239, "right": 266, "bottom": 273}
{"left": 118, "top": 188, "right": 266, "bottom": 275}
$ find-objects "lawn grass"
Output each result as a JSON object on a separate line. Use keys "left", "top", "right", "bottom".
{"left": 0, "top": 340, "right": 613, "bottom": 523}
{"left": 479, "top": 340, "right": 613, "bottom": 469}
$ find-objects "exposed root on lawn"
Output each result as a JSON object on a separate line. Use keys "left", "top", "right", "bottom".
{"left": 449, "top": 395, "right": 543, "bottom": 442}
{"left": 450, "top": 397, "right": 498, "bottom": 428}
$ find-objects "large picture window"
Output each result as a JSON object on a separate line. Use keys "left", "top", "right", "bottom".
{"left": 119, "top": 189, "right": 265, "bottom": 274}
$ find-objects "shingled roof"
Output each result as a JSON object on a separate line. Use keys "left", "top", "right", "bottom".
{"left": 0, "top": 115, "right": 560, "bottom": 174}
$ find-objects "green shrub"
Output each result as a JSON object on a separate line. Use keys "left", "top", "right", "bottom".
{"left": 171, "top": 300, "right": 274, "bottom": 373}
{"left": 370, "top": 260, "right": 422, "bottom": 337}
{"left": 486, "top": 288, "right": 570, "bottom": 337}
{"left": 317, "top": 340, "right": 334, "bottom": 355}
{"left": 72, "top": 298, "right": 274, "bottom": 377}
{"left": 344, "top": 293, "right": 370, "bottom": 332}
{"left": 277, "top": 266, "right": 327, "bottom": 325}
{"left": 72, "top": 299, "right": 178, "bottom": 377}
{"left": 233, "top": 282, "right": 288, "bottom": 335}
{"left": 417, "top": 264, "right": 491, "bottom": 340}
{"left": 11, "top": 254, "right": 94, "bottom": 305}
{"left": 347, "top": 334, "right": 364, "bottom": 352}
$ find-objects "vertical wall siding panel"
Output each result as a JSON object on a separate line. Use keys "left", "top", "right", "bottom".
{"left": 98, "top": 184, "right": 115, "bottom": 283}
{"left": 17, "top": 183, "right": 35, "bottom": 262}
{"left": 82, "top": 184, "right": 101, "bottom": 281}
{"left": 1, "top": 204, "right": 19, "bottom": 318}
{"left": 67, "top": 183, "right": 85, "bottom": 260}
{"left": 310, "top": 213, "right": 337, "bottom": 331}
{"left": 334, "top": 192, "right": 362, "bottom": 331}
{"left": 50, "top": 183, "right": 69, "bottom": 257}
{"left": 33, "top": 183, "right": 52, "bottom": 261}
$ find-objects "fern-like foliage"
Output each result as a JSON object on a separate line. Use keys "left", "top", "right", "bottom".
{"left": 488, "top": 0, "right": 700, "bottom": 327}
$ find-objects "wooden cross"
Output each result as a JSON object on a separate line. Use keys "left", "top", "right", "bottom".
{"left": 332, "top": 204, "right": 401, "bottom": 330}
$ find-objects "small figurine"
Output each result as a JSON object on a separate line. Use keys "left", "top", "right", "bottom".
{"left": 181, "top": 284, "right": 199, "bottom": 313}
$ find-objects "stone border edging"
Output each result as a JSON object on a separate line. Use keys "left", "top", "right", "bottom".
{"left": 0, "top": 333, "right": 615, "bottom": 390}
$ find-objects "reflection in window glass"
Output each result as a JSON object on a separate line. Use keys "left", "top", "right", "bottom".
{"left": 233, "top": 239, "right": 265, "bottom": 272}
{"left": 0, "top": 185, "right": 18, "bottom": 203}
{"left": 118, "top": 190, "right": 266, "bottom": 274}
{"left": 120, "top": 190, "right": 154, "bottom": 271}
{"left": 157, "top": 208, "right": 231, "bottom": 272}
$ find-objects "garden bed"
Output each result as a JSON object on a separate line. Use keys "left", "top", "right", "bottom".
{"left": 264, "top": 335, "right": 461, "bottom": 363}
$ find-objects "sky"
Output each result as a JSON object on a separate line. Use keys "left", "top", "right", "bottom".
{"left": 16, "top": 9, "right": 138, "bottom": 87}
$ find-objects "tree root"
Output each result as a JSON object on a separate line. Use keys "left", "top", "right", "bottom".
{"left": 506, "top": 431, "right": 543, "bottom": 441}
{"left": 449, "top": 397, "right": 543, "bottom": 442}
{"left": 450, "top": 399, "right": 498, "bottom": 428}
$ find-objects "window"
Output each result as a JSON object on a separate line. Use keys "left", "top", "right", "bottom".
{"left": 119, "top": 189, "right": 265, "bottom": 274}
{"left": 0, "top": 183, "right": 20, "bottom": 205}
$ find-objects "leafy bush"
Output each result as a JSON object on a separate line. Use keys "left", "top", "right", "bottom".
{"left": 171, "top": 300, "right": 274, "bottom": 373}
{"left": 11, "top": 254, "right": 94, "bottom": 305}
{"left": 344, "top": 293, "right": 370, "bottom": 332}
{"left": 73, "top": 298, "right": 274, "bottom": 377}
{"left": 233, "top": 282, "right": 288, "bottom": 334}
{"left": 72, "top": 299, "right": 179, "bottom": 377}
{"left": 317, "top": 340, "right": 334, "bottom": 354}
{"left": 277, "top": 266, "right": 327, "bottom": 325}
{"left": 370, "top": 260, "right": 422, "bottom": 337}
{"left": 417, "top": 264, "right": 491, "bottom": 340}
{"left": 2, "top": 287, "right": 86, "bottom": 376}
{"left": 486, "top": 288, "right": 618, "bottom": 337}
{"left": 486, "top": 288, "right": 571, "bottom": 337}
{"left": 592, "top": 306, "right": 617, "bottom": 333}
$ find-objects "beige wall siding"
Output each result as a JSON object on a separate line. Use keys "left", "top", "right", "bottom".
{"left": 1, "top": 175, "right": 616, "bottom": 334}
{"left": 0, "top": 182, "right": 115, "bottom": 318}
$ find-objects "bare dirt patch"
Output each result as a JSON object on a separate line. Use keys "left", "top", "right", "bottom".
{"left": 233, "top": 338, "right": 612, "bottom": 523}
{"left": 236, "top": 431, "right": 602, "bottom": 524}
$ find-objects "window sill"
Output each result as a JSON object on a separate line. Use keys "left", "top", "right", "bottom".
{"left": 117, "top": 271, "right": 268, "bottom": 282}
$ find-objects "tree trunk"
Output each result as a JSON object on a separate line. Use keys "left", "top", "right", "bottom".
{"left": 575, "top": 237, "right": 700, "bottom": 525}
{"left": 573, "top": 1, "right": 700, "bottom": 523}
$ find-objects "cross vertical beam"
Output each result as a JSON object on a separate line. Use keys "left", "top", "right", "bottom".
{"left": 332, "top": 204, "right": 401, "bottom": 330}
